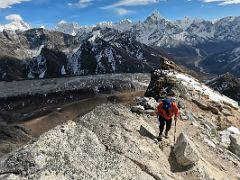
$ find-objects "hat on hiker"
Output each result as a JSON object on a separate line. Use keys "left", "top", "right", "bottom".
{"left": 162, "top": 99, "right": 172, "bottom": 111}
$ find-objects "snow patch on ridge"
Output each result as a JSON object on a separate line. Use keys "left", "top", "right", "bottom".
{"left": 168, "top": 72, "right": 239, "bottom": 108}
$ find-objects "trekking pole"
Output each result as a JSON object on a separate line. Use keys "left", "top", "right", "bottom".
{"left": 174, "top": 120, "right": 177, "bottom": 145}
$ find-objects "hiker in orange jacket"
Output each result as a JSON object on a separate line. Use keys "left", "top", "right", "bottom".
{"left": 156, "top": 98, "right": 179, "bottom": 140}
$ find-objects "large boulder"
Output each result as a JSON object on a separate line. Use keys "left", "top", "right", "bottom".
{"left": 131, "top": 105, "right": 145, "bottom": 114}
{"left": 145, "top": 97, "right": 158, "bottom": 110}
{"left": 229, "top": 134, "right": 240, "bottom": 157}
{"left": 174, "top": 133, "right": 200, "bottom": 166}
{"left": 220, "top": 126, "right": 240, "bottom": 147}
{"left": 136, "top": 97, "right": 158, "bottom": 110}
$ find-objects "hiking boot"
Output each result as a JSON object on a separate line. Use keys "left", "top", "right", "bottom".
{"left": 157, "top": 133, "right": 163, "bottom": 141}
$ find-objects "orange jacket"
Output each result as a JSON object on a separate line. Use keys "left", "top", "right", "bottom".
{"left": 156, "top": 101, "right": 180, "bottom": 120}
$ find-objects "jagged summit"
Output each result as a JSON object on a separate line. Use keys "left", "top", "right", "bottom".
{"left": 144, "top": 10, "right": 164, "bottom": 23}
{"left": 0, "top": 15, "right": 30, "bottom": 32}
{"left": 55, "top": 20, "right": 81, "bottom": 36}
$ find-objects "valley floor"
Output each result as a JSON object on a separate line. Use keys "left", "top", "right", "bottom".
{"left": 0, "top": 73, "right": 150, "bottom": 157}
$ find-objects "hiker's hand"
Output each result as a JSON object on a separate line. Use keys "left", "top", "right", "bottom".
{"left": 174, "top": 117, "right": 178, "bottom": 122}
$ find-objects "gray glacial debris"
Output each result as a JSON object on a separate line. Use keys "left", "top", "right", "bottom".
{"left": 0, "top": 104, "right": 179, "bottom": 180}
{"left": 0, "top": 73, "right": 150, "bottom": 98}
{"left": 174, "top": 133, "right": 200, "bottom": 166}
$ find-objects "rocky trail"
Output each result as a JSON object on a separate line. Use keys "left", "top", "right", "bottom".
{"left": 0, "top": 100, "right": 239, "bottom": 180}
{"left": 0, "top": 64, "right": 240, "bottom": 179}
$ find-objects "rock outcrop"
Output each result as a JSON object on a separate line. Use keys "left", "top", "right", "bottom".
{"left": 136, "top": 97, "right": 158, "bottom": 110}
{"left": 145, "top": 70, "right": 188, "bottom": 100}
{"left": 0, "top": 68, "right": 240, "bottom": 179}
{"left": 229, "top": 134, "right": 240, "bottom": 158}
{"left": 0, "top": 104, "right": 178, "bottom": 180}
{"left": 174, "top": 133, "right": 200, "bottom": 166}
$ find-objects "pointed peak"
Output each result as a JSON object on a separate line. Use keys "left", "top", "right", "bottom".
{"left": 145, "top": 10, "right": 165, "bottom": 23}
{"left": 58, "top": 20, "right": 67, "bottom": 25}
{"left": 151, "top": 10, "right": 161, "bottom": 18}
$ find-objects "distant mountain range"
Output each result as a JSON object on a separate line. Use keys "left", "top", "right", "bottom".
{"left": 0, "top": 11, "right": 240, "bottom": 81}
{"left": 0, "top": 28, "right": 167, "bottom": 81}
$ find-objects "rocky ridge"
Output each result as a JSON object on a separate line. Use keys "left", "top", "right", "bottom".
{"left": 0, "top": 68, "right": 240, "bottom": 179}
{"left": 206, "top": 72, "right": 240, "bottom": 103}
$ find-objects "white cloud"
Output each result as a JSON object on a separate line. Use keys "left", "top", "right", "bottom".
{"left": 0, "top": 0, "right": 31, "bottom": 8}
{"left": 114, "top": 8, "right": 134, "bottom": 16}
{"left": 101, "top": 0, "right": 160, "bottom": 9}
{"left": 5, "top": 14, "right": 23, "bottom": 21}
{"left": 68, "top": 0, "right": 94, "bottom": 8}
{"left": 101, "top": 0, "right": 161, "bottom": 16}
{"left": 202, "top": 0, "right": 240, "bottom": 5}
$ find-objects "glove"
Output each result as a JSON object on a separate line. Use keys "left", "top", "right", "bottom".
{"left": 174, "top": 116, "right": 178, "bottom": 122}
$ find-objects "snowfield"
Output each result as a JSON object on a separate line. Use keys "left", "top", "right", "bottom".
{"left": 168, "top": 72, "right": 239, "bottom": 108}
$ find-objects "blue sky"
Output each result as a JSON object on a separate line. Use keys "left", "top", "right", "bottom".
{"left": 0, "top": 0, "right": 240, "bottom": 28}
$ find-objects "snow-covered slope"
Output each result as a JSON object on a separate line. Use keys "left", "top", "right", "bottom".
{"left": 168, "top": 72, "right": 239, "bottom": 108}
{"left": 54, "top": 21, "right": 94, "bottom": 37}
{"left": 53, "top": 11, "right": 240, "bottom": 48}
{"left": 0, "top": 15, "right": 30, "bottom": 32}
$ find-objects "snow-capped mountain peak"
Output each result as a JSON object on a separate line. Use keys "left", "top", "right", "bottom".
{"left": 175, "top": 16, "right": 192, "bottom": 29}
{"left": 55, "top": 20, "right": 81, "bottom": 36}
{"left": 144, "top": 10, "right": 165, "bottom": 24}
{"left": 120, "top": 19, "right": 132, "bottom": 24}
{"left": 0, "top": 14, "right": 30, "bottom": 32}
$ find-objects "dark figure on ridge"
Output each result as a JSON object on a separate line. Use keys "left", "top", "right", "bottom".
{"left": 156, "top": 98, "right": 179, "bottom": 141}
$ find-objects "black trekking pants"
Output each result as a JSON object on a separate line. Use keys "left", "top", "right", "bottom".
{"left": 158, "top": 115, "right": 172, "bottom": 135}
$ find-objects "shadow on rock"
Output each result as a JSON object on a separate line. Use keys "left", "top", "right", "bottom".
{"left": 168, "top": 147, "right": 194, "bottom": 173}
{"left": 139, "top": 125, "right": 156, "bottom": 140}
